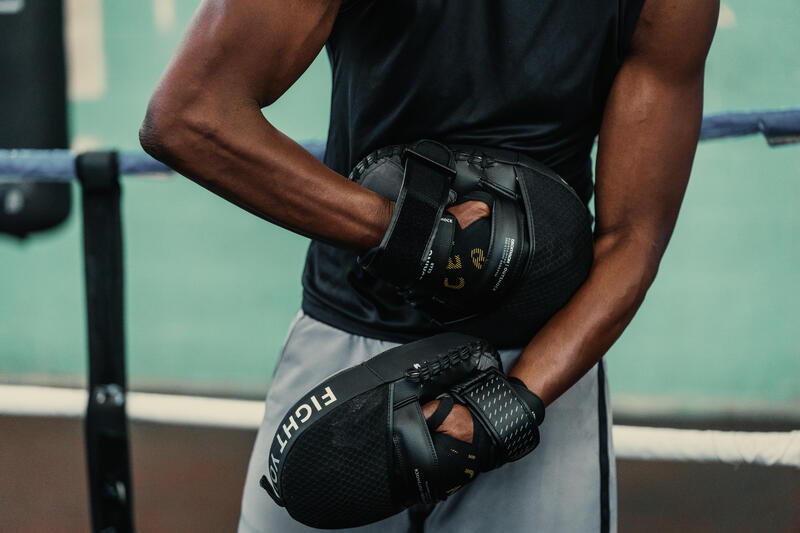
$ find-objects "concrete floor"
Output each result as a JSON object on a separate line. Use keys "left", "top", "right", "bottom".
{"left": 1, "top": 415, "right": 797, "bottom": 532}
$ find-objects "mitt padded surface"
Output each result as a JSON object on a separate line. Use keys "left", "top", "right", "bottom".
{"left": 349, "top": 144, "right": 593, "bottom": 348}
{"left": 450, "top": 165, "right": 593, "bottom": 347}
{"left": 280, "top": 387, "right": 404, "bottom": 529}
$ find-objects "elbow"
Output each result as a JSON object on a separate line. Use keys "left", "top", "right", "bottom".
{"left": 139, "top": 119, "right": 166, "bottom": 163}
{"left": 139, "top": 95, "right": 180, "bottom": 163}
{"left": 139, "top": 89, "right": 212, "bottom": 165}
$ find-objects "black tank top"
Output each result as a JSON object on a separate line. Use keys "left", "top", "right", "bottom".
{"left": 301, "top": 0, "right": 645, "bottom": 342}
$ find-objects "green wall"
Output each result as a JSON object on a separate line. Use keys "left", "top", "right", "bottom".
{"left": 1, "top": 1, "right": 797, "bottom": 412}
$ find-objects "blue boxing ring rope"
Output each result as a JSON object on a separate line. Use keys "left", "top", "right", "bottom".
{"left": 0, "top": 139, "right": 327, "bottom": 179}
{"left": 0, "top": 110, "right": 799, "bottom": 180}
{"left": 1, "top": 109, "right": 799, "bottom": 533}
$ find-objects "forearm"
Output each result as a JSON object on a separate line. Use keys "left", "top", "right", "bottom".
{"left": 509, "top": 0, "right": 718, "bottom": 406}
{"left": 140, "top": 99, "right": 391, "bottom": 250}
{"left": 509, "top": 232, "right": 658, "bottom": 405}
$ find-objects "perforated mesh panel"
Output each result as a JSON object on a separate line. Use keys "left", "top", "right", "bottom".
{"left": 460, "top": 372, "right": 539, "bottom": 461}
{"left": 280, "top": 387, "right": 405, "bottom": 529}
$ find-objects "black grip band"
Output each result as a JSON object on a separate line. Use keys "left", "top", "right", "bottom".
{"left": 507, "top": 376, "right": 545, "bottom": 425}
{"left": 360, "top": 140, "right": 455, "bottom": 287}
{"left": 449, "top": 368, "right": 541, "bottom": 464}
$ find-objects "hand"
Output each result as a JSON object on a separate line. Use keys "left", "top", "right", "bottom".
{"left": 447, "top": 200, "right": 490, "bottom": 229}
{"left": 422, "top": 399, "right": 475, "bottom": 443}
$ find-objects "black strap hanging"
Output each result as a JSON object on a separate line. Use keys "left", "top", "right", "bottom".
{"left": 76, "top": 151, "right": 134, "bottom": 533}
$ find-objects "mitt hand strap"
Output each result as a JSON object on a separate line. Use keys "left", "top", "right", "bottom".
{"left": 449, "top": 368, "right": 543, "bottom": 465}
{"left": 360, "top": 140, "right": 455, "bottom": 287}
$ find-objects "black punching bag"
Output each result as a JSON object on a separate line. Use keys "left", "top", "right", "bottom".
{"left": 0, "top": 0, "right": 71, "bottom": 238}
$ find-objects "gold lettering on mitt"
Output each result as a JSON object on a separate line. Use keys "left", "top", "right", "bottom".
{"left": 444, "top": 277, "right": 465, "bottom": 290}
{"left": 471, "top": 248, "right": 485, "bottom": 270}
{"left": 447, "top": 255, "right": 462, "bottom": 270}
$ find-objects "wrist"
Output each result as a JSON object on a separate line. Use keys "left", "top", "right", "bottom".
{"left": 507, "top": 376, "right": 546, "bottom": 426}
{"left": 363, "top": 196, "right": 394, "bottom": 251}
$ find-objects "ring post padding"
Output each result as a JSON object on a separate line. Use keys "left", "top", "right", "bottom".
{"left": 76, "top": 151, "right": 135, "bottom": 533}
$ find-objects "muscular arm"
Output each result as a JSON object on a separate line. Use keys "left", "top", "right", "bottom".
{"left": 508, "top": 0, "right": 720, "bottom": 404}
{"left": 140, "top": 0, "right": 392, "bottom": 249}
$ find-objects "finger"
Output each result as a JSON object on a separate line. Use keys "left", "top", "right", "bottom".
{"left": 447, "top": 200, "right": 490, "bottom": 229}
{"left": 421, "top": 399, "right": 440, "bottom": 419}
{"left": 438, "top": 404, "right": 475, "bottom": 443}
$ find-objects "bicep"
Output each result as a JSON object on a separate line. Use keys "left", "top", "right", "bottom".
{"left": 594, "top": 0, "right": 718, "bottom": 249}
{"left": 154, "top": 0, "right": 341, "bottom": 109}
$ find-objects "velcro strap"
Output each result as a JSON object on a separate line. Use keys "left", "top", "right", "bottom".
{"left": 361, "top": 140, "right": 455, "bottom": 287}
{"left": 449, "top": 368, "right": 540, "bottom": 464}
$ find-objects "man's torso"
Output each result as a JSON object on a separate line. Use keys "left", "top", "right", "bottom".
{"left": 302, "top": 0, "right": 645, "bottom": 342}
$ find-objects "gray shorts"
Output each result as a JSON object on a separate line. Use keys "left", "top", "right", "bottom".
{"left": 239, "top": 313, "right": 616, "bottom": 533}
